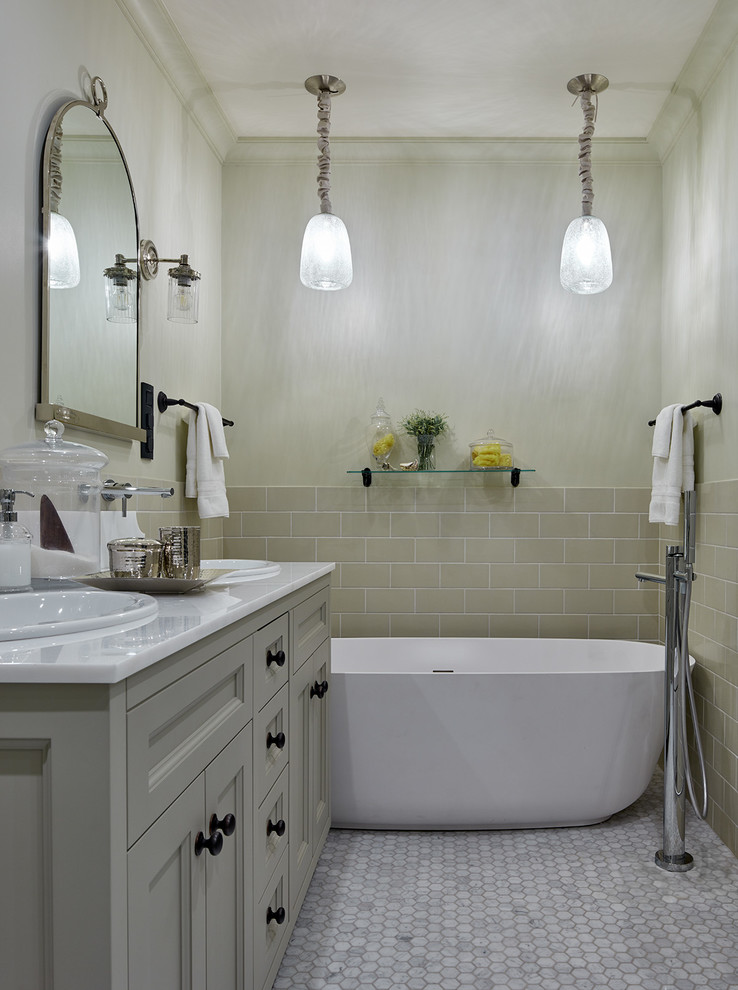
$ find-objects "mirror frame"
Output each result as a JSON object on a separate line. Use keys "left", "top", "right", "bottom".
{"left": 36, "top": 76, "right": 146, "bottom": 443}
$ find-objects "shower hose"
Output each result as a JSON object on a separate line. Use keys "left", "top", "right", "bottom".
{"left": 677, "top": 564, "right": 709, "bottom": 819}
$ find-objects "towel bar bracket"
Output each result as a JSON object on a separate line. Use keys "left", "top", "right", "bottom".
{"left": 140, "top": 382, "right": 154, "bottom": 460}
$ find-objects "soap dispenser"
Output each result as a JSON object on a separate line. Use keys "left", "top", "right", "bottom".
{"left": 0, "top": 489, "right": 35, "bottom": 591}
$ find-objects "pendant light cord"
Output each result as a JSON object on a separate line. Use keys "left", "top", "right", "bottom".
{"left": 577, "top": 90, "right": 598, "bottom": 217}
{"left": 49, "top": 124, "right": 64, "bottom": 213}
{"left": 316, "top": 90, "right": 333, "bottom": 215}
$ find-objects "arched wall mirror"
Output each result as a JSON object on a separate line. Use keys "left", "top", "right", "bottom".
{"left": 37, "top": 77, "right": 145, "bottom": 442}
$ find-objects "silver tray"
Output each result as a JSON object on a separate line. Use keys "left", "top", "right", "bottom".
{"left": 77, "top": 569, "right": 231, "bottom": 594}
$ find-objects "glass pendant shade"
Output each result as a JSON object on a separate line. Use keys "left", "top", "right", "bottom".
{"left": 48, "top": 211, "right": 80, "bottom": 289}
{"left": 300, "top": 212, "right": 353, "bottom": 290}
{"left": 560, "top": 215, "right": 613, "bottom": 295}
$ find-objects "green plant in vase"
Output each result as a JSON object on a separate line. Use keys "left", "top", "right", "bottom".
{"left": 399, "top": 410, "right": 449, "bottom": 470}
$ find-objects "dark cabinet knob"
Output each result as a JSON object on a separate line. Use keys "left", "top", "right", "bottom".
{"left": 195, "top": 829, "right": 223, "bottom": 857}
{"left": 310, "top": 679, "right": 329, "bottom": 699}
{"left": 267, "top": 730, "right": 286, "bottom": 750}
{"left": 267, "top": 906, "right": 286, "bottom": 926}
{"left": 210, "top": 812, "right": 236, "bottom": 837}
{"left": 267, "top": 649, "right": 286, "bottom": 668}
{"left": 267, "top": 818, "right": 286, "bottom": 837}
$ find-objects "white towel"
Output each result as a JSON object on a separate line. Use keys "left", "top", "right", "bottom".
{"left": 682, "top": 410, "right": 695, "bottom": 494}
{"left": 648, "top": 405, "right": 694, "bottom": 526}
{"left": 185, "top": 402, "right": 230, "bottom": 519}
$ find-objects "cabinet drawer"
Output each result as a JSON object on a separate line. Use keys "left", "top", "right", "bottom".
{"left": 291, "top": 586, "right": 330, "bottom": 673}
{"left": 127, "top": 638, "right": 253, "bottom": 844}
{"left": 253, "top": 683, "right": 289, "bottom": 807}
{"left": 254, "top": 848, "right": 290, "bottom": 990}
{"left": 253, "top": 613, "right": 289, "bottom": 712}
{"left": 254, "top": 766, "right": 289, "bottom": 898}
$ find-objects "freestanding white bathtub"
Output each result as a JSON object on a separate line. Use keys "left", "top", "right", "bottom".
{"left": 330, "top": 637, "right": 664, "bottom": 829}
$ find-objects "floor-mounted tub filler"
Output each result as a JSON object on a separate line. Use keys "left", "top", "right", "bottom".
{"left": 330, "top": 636, "right": 665, "bottom": 830}
{"left": 637, "top": 489, "right": 709, "bottom": 871}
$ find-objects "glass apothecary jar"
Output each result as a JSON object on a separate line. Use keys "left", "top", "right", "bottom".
{"left": 367, "top": 398, "right": 396, "bottom": 468}
{"left": 0, "top": 420, "right": 109, "bottom": 576}
{"left": 469, "top": 430, "right": 514, "bottom": 470}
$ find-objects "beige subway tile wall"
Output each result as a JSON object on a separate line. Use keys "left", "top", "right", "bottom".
{"left": 686, "top": 479, "right": 738, "bottom": 856}
{"left": 224, "top": 484, "right": 660, "bottom": 641}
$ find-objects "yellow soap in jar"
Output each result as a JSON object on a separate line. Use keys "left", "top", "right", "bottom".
{"left": 469, "top": 430, "right": 514, "bottom": 470}
{"left": 373, "top": 433, "right": 395, "bottom": 458}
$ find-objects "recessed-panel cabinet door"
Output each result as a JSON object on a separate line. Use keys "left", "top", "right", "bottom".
{"left": 205, "top": 727, "right": 254, "bottom": 990}
{"left": 128, "top": 777, "right": 206, "bottom": 990}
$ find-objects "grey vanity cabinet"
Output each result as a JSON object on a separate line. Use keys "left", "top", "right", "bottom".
{"left": 0, "top": 575, "right": 331, "bottom": 990}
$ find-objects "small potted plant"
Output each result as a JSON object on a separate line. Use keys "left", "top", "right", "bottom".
{"left": 399, "top": 409, "right": 449, "bottom": 470}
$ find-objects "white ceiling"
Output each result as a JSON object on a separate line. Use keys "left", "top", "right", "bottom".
{"left": 144, "top": 0, "right": 720, "bottom": 142}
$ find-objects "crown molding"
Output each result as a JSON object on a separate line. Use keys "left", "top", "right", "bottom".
{"left": 115, "top": 0, "right": 235, "bottom": 162}
{"left": 118, "top": 0, "right": 735, "bottom": 168}
{"left": 225, "top": 136, "right": 660, "bottom": 166}
{"left": 648, "top": 0, "right": 738, "bottom": 161}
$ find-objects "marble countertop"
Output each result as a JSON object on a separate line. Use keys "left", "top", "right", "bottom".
{"left": 0, "top": 562, "right": 334, "bottom": 685}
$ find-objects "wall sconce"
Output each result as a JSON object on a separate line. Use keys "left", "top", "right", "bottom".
{"left": 560, "top": 74, "right": 613, "bottom": 295}
{"left": 103, "top": 254, "right": 137, "bottom": 323}
{"left": 300, "top": 75, "right": 353, "bottom": 291}
{"left": 139, "top": 239, "right": 201, "bottom": 323}
{"left": 47, "top": 123, "right": 80, "bottom": 289}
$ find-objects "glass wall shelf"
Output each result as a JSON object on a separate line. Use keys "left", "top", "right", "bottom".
{"left": 347, "top": 468, "right": 535, "bottom": 488}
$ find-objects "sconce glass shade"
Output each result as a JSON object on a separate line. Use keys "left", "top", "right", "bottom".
{"left": 103, "top": 255, "right": 137, "bottom": 324}
{"left": 167, "top": 256, "right": 200, "bottom": 323}
{"left": 48, "top": 211, "right": 80, "bottom": 289}
{"left": 560, "top": 215, "right": 613, "bottom": 295}
{"left": 300, "top": 213, "right": 353, "bottom": 290}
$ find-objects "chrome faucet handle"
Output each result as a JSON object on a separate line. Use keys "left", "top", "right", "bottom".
{"left": 635, "top": 571, "right": 666, "bottom": 585}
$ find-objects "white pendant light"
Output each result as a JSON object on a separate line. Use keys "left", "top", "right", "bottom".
{"left": 48, "top": 210, "right": 81, "bottom": 289}
{"left": 300, "top": 75, "right": 352, "bottom": 290}
{"left": 560, "top": 74, "right": 612, "bottom": 295}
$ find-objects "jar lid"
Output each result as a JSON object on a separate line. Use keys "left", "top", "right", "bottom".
{"left": 370, "top": 397, "right": 392, "bottom": 425}
{"left": 0, "top": 420, "right": 109, "bottom": 470}
{"left": 469, "top": 429, "right": 512, "bottom": 448}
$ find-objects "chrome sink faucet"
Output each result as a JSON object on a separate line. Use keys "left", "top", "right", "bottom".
{"left": 101, "top": 480, "right": 174, "bottom": 517}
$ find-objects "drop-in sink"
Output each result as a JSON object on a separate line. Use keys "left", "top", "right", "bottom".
{"left": 0, "top": 587, "right": 159, "bottom": 641}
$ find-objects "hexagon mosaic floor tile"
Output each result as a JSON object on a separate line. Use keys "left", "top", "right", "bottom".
{"left": 274, "top": 771, "right": 738, "bottom": 990}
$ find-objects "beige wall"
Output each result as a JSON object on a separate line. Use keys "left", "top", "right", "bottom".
{"left": 1, "top": 0, "right": 223, "bottom": 509}
{"left": 222, "top": 146, "right": 662, "bottom": 488}
{"left": 657, "top": 31, "right": 738, "bottom": 857}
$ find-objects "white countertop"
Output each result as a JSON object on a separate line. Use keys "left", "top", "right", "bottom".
{"left": 0, "top": 562, "right": 334, "bottom": 685}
